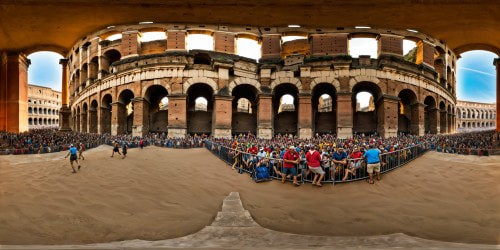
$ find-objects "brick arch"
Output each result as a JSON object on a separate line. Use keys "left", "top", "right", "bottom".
{"left": 310, "top": 76, "right": 340, "bottom": 93}
{"left": 270, "top": 77, "right": 302, "bottom": 92}
{"left": 141, "top": 79, "right": 172, "bottom": 97}
{"left": 395, "top": 84, "right": 421, "bottom": 103}
{"left": 183, "top": 76, "right": 218, "bottom": 94}
{"left": 349, "top": 76, "right": 380, "bottom": 92}
{"left": 228, "top": 77, "right": 261, "bottom": 95}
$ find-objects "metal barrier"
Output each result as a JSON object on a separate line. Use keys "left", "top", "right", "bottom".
{"left": 205, "top": 141, "right": 429, "bottom": 185}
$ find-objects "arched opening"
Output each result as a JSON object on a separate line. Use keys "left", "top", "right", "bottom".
{"left": 397, "top": 89, "right": 419, "bottom": 135}
{"left": 273, "top": 83, "right": 298, "bottom": 135}
{"left": 312, "top": 83, "right": 337, "bottom": 134}
{"left": 349, "top": 37, "right": 378, "bottom": 59}
{"left": 28, "top": 107, "right": 32, "bottom": 114}
{"left": 100, "top": 94, "right": 112, "bottom": 134}
{"left": 43, "top": 118, "right": 47, "bottom": 126}
{"left": 439, "top": 101, "right": 446, "bottom": 134}
{"left": 117, "top": 90, "right": 134, "bottom": 135}
{"left": 82, "top": 103, "right": 88, "bottom": 133}
{"left": 101, "top": 49, "right": 122, "bottom": 77}
{"left": 27, "top": 51, "right": 63, "bottom": 97}
{"left": 236, "top": 36, "right": 261, "bottom": 60}
{"left": 424, "top": 96, "right": 438, "bottom": 134}
{"left": 352, "top": 82, "right": 381, "bottom": 135}
{"left": 186, "top": 33, "right": 214, "bottom": 51}
{"left": 232, "top": 84, "right": 258, "bottom": 135}
{"left": 89, "top": 100, "right": 98, "bottom": 133}
{"left": 43, "top": 108, "right": 47, "bottom": 115}
{"left": 144, "top": 85, "right": 169, "bottom": 133}
{"left": 187, "top": 83, "right": 213, "bottom": 135}
{"left": 403, "top": 39, "right": 417, "bottom": 63}
{"left": 140, "top": 31, "right": 166, "bottom": 42}
{"left": 81, "top": 63, "right": 88, "bottom": 89}
{"left": 38, "top": 118, "right": 42, "bottom": 126}
{"left": 28, "top": 118, "right": 33, "bottom": 126}
{"left": 89, "top": 56, "right": 99, "bottom": 82}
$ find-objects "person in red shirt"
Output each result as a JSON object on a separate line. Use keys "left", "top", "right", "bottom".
{"left": 245, "top": 144, "right": 258, "bottom": 169}
{"left": 282, "top": 146, "right": 300, "bottom": 186}
{"left": 306, "top": 146, "right": 324, "bottom": 187}
{"left": 342, "top": 147, "right": 364, "bottom": 181}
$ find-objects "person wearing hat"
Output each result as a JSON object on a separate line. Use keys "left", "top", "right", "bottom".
{"left": 282, "top": 145, "right": 300, "bottom": 186}
{"left": 64, "top": 144, "right": 80, "bottom": 173}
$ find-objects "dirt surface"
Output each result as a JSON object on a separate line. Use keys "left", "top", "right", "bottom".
{"left": 0, "top": 146, "right": 499, "bottom": 245}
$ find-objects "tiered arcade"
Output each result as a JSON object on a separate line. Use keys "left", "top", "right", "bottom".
{"left": 66, "top": 24, "right": 460, "bottom": 138}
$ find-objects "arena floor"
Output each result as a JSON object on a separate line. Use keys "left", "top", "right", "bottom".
{"left": 0, "top": 146, "right": 499, "bottom": 247}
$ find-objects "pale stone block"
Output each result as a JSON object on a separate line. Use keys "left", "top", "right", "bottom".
{"left": 168, "top": 128, "right": 187, "bottom": 138}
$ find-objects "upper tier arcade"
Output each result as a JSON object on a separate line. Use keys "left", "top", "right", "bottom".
{"left": 68, "top": 24, "right": 458, "bottom": 138}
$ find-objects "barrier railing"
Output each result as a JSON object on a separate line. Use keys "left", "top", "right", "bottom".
{"left": 205, "top": 141, "right": 428, "bottom": 185}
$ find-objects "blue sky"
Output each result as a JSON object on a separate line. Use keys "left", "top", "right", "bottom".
{"left": 27, "top": 48, "right": 497, "bottom": 103}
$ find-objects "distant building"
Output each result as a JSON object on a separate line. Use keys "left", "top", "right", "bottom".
{"left": 318, "top": 96, "right": 332, "bottom": 112}
{"left": 28, "top": 84, "right": 61, "bottom": 129}
{"left": 456, "top": 100, "right": 496, "bottom": 131}
{"left": 237, "top": 98, "right": 252, "bottom": 113}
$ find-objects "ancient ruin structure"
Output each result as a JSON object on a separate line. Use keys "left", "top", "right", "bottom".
{"left": 0, "top": 1, "right": 498, "bottom": 135}
{"left": 456, "top": 100, "right": 496, "bottom": 131}
{"left": 65, "top": 24, "right": 458, "bottom": 138}
{"left": 27, "top": 84, "right": 61, "bottom": 129}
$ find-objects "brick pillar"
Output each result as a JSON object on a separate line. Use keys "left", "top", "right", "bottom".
{"left": 336, "top": 92, "right": 353, "bottom": 138}
{"left": 132, "top": 97, "right": 149, "bottom": 137}
{"left": 89, "top": 109, "right": 97, "bottom": 133}
{"left": 0, "top": 52, "right": 29, "bottom": 133}
{"left": 377, "top": 95, "right": 399, "bottom": 138}
{"left": 111, "top": 102, "right": 125, "bottom": 135}
{"left": 415, "top": 40, "right": 435, "bottom": 69}
{"left": 214, "top": 32, "right": 235, "bottom": 54}
{"left": 298, "top": 94, "right": 313, "bottom": 138}
{"left": 166, "top": 31, "right": 187, "bottom": 51}
{"left": 495, "top": 58, "right": 499, "bottom": 132}
{"left": 310, "top": 33, "right": 348, "bottom": 56}
{"left": 99, "top": 106, "right": 111, "bottom": 134}
{"left": 167, "top": 94, "right": 187, "bottom": 138}
{"left": 261, "top": 34, "right": 281, "bottom": 59}
{"left": 377, "top": 34, "right": 403, "bottom": 57}
{"left": 212, "top": 95, "right": 233, "bottom": 138}
{"left": 411, "top": 102, "right": 425, "bottom": 136}
{"left": 440, "top": 110, "right": 447, "bottom": 134}
{"left": 257, "top": 94, "right": 273, "bottom": 139}
{"left": 120, "top": 31, "right": 140, "bottom": 59}
{"left": 429, "top": 108, "right": 439, "bottom": 134}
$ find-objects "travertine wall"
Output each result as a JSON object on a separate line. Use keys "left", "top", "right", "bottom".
{"left": 27, "top": 84, "right": 61, "bottom": 129}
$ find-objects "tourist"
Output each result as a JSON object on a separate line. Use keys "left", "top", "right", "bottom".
{"left": 306, "top": 146, "right": 324, "bottom": 187}
{"left": 64, "top": 144, "right": 80, "bottom": 173}
{"left": 122, "top": 143, "right": 128, "bottom": 159}
{"left": 343, "top": 147, "right": 363, "bottom": 181}
{"left": 364, "top": 144, "right": 382, "bottom": 184}
{"left": 331, "top": 147, "right": 348, "bottom": 180}
{"left": 282, "top": 145, "right": 300, "bottom": 186}
{"left": 111, "top": 142, "right": 121, "bottom": 157}
{"left": 78, "top": 142, "right": 85, "bottom": 160}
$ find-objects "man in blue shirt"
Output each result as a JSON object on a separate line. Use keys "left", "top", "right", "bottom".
{"left": 363, "top": 144, "right": 382, "bottom": 184}
{"left": 64, "top": 144, "right": 80, "bottom": 173}
{"left": 332, "top": 147, "right": 348, "bottom": 180}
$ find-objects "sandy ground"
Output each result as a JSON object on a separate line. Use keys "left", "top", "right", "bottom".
{"left": 0, "top": 146, "right": 499, "bottom": 245}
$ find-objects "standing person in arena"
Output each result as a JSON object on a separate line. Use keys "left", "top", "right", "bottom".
{"left": 111, "top": 142, "right": 121, "bottom": 157}
{"left": 122, "top": 143, "right": 128, "bottom": 159}
{"left": 282, "top": 146, "right": 301, "bottom": 186}
{"left": 306, "top": 146, "right": 324, "bottom": 187}
{"left": 78, "top": 142, "right": 85, "bottom": 160}
{"left": 64, "top": 144, "right": 80, "bottom": 173}
{"left": 139, "top": 139, "right": 144, "bottom": 149}
{"left": 364, "top": 144, "right": 382, "bottom": 184}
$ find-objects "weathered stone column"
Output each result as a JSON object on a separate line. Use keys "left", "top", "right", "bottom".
{"left": 120, "top": 30, "right": 140, "bottom": 59}
{"left": 59, "top": 58, "right": 72, "bottom": 131}
{"left": 494, "top": 58, "right": 499, "bottom": 132}
{"left": 310, "top": 33, "right": 348, "bottom": 56}
{"left": 167, "top": 94, "right": 187, "bottom": 138}
{"left": 377, "top": 95, "right": 399, "bottom": 138}
{"left": 214, "top": 32, "right": 235, "bottom": 54}
{"left": 132, "top": 97, "right": 149, "bottom": 137}
{"left": 0, "top": 52, "right": 29, "bottom": 132}
{"left": 336, "top": 92, "right": 353, "bottom": 139}
{"left": 411, "top": 102, "right": 425, "bottom": 136}
{"left": 257, "top": 94, "right": 273, "bottom": 139}
{"left": 260, "top": 34, "right": 281, "bottom": 59}
{"left": 111, "top": 102, "right": 125, "bottom": 135}
{"left": 298, "top": 94, "right": 313, "bottom": 138}
{"left": 440, "top": 110, "right": 448, "bottom": 134}
{"left": 166, "top": 31, "right": 187, "bottom": 51}
{"left": 212, "top": 95, "right": 233, "bottom": 138}
{"left": 99, "top": 106, "right": 111, "bottom": 134}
